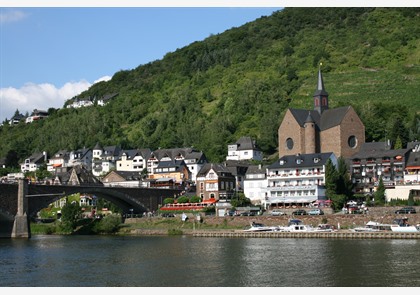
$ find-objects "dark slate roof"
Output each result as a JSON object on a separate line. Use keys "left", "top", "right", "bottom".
{"left": 268, "top": 152, "right": 334, "bottom": 169}
{"left": 289, "top": 109, "right": 321, "bottom": 127}
{"left": 290, "top": 106, "right": 353, "bottom": 131}
{"left": 27, "top": 152, "right": 46, "bottom": 164}
{"left": 152, "top": 147, "right": 204, "bottom": 161}
{"left": 405, "top": 150, "right": 420, "bottom": 167}
{"left": 313, "top": 68, "right": 329, "bottom": 97}
{"left": 407, "top": 141, "right": 420, "bottom": 151}
{"left": 245, "top": 165, "right": 267, "bottom": 175}
{"left": 359, "top": 141, "right": 391, "bottom": 153}
{"left": 319, "top": 106, "right": 352, "bottom": 130}
{"left": 70, "top": 165, "right": 102, "bottom": 184}
{"left": 51, "top": 150, "right": 69, "bottom": 160}
{"left": 120, "top": 149, "right": 140, "bottom": 159}
{"left": 156, "top": 159, "right": 186, "bottom": 171}
{"left": 73, "top": 147, "right": 91, "bottom": 158}
{"left": 350, "top": 146, "right": 409, "bottom": 160}
{"left": 112, "top": 171, "right": 142, "bottom": 181}
{"left": 197, "top": 163, "right": 234, "bottom": 177}
{"left": 93, "top": 142, "right": 102, "bottom": 150}
{"left": 230, "top": 136, "right": 261, "bottom": 151}
{"left": 103, "top": 146, "right": 121, "bottom": 156}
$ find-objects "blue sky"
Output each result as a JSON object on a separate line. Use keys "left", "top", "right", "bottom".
{"left": 0, "top": 6, "right": 282, "bottom": 122}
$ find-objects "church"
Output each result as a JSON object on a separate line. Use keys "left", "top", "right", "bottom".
{"left": 278, "top": 67, "right": 365, "bottom": 159}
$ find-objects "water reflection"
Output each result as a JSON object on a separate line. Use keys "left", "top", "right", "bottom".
{"left": 0, "top": 236, "right": 419, "bottom": 287}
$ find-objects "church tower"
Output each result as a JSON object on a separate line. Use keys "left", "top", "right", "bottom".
{"left": 313, "top": 66, "right": 329, "bottom": 114}
{"left": 304, "top": 111, "right": 316, "bottom": 154}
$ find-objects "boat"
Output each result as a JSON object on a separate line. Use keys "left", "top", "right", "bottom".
{"left": 390, "top": 218, "right": 420, "bottom": 233}
{"left": 352, "top": 221, "right": 385, "bottom": 232}
{"left": 279, "top": 219, "right": 314, "bottom": 232}
{"left": 314, "top": 224, "right": 336, "bottom": 232}
{"left": 243, "top": 222, "right": 280, "bottom": 232}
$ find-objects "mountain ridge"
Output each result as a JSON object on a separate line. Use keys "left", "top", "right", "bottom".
{"left": 1, "top": 7, "right": 419, "bottom": 165}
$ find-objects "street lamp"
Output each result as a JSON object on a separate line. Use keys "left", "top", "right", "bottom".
{"left": 129, "top": 208, "right": 133, "bottom": 218}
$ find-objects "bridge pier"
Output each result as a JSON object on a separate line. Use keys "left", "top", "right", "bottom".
{"left": 11, "top": 179, "right": 31, "bottom": 238}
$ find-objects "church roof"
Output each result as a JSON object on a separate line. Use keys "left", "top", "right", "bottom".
{"left": 319, "top": 106, "right": 352, "bottom": 130}
{"left": 289, "top": 105, "right": 355, "bottom": 131}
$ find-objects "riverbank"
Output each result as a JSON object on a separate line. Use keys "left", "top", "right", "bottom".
{"left": 119, "top": 208, "right": 420, "bottom": 238}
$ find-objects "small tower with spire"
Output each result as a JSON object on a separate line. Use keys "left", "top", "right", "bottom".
{"left": 313, "top": 63, "right": 329, "bottom": 114}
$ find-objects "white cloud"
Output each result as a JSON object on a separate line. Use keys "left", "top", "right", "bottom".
{"left": 94, "top": 76, "right": 112, "bottom": 83}
{"left": 0, "top": 80, "right": 92, "bottom": 122}
{"left": 0, "top": 9, "right": 27, "bottom": 24}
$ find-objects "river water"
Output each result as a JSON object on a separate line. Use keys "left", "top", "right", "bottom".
{"left": 0, "top": 235, "right": 419, "bottom": 288}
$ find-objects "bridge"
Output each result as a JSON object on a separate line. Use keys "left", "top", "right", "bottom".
{"left": 0, "top": 179, "right": 183, "bottom": 239}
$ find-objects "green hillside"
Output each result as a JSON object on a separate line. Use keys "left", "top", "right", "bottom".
{"left": 1, "top": 7, "right": 419, "bottom": 166}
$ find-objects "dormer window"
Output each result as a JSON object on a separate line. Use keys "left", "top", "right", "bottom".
{"left": 314, "top": 157, "right": 320, "bottom": 163}
{"left": 279, "top": 160, "right": 285, "bottom": 165}
{"left": 296, "top": 158, "right": 302, "bottom": 164}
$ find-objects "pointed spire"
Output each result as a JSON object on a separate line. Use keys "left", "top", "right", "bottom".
{"left": 305, "top": 111, "right": 314, "bottom": 123}
{"left": 313, "top": 63, "right": 329, "bottom": 114}
{"left": 313, "top": 64, "right": 329, "bottom": 97}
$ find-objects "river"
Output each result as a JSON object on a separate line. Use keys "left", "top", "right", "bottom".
{"left": 0, "top": 235, "right": 419, "bottom": 288}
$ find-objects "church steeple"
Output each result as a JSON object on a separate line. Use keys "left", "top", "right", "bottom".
{"left": 313, "top": 64, "right": 329, "bottom": 114}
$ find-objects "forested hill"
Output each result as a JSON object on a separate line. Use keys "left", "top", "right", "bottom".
{"left": 1, "top": 7, "right": 420, "bottom": 165}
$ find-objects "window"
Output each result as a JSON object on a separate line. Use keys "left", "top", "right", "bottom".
{"left": 348, "top": 135, "right": 357, "bottom": 148}
{"left": 286, "top": 138, "right": 294, "bottom": 150}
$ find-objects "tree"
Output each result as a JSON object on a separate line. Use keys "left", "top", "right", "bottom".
{"left": 60, "top": 201, "right": 82, "bottom": 232}
{"left": 325, "top": 159, "right": 338, "bottom": 197}
{"left": 336, "top": 157, "right": 353, "bottom": 197}
{"left": 374, "top": 176, "right": 386, "bottom": 205}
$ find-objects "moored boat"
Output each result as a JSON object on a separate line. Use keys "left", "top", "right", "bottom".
{"left": 390, "top": 218, "right": 420, "bottom": 233}
{"left": 243, "top": 222, "right": 280, "bottom": 232}
{"left": 279, "top": 219, "right": 314, "bottom": 232}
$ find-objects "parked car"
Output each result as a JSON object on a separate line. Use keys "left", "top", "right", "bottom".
{"left": 395, "top": 207, "right": 416, "bottom": 214}
{"left": 308, "top": 209, "right": 324, "bottom": 215}
{"left": 292, "top": 209, "right": 307, "bottom": 215}
{"left": 271, "top": 209, "right": 287, "bottom": 216}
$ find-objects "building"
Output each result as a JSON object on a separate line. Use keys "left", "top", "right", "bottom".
{"left": 148, "top": 159, "right": 190, "bottom": 188}
{"left": 195, "top": 163, "right": 236, "bottom": 202}
{"left": 47, "top": 150, "right": 70, "bottom": 172}
{"left": 101, "top": 170, "right": 143, "bottom": 187}
{"left": 243, "top": 164, "right": 268, "bottom": 206}
{"left": 265, "top": 152, "right": 337, "bottom": 209}
{"left": 226, "top": 136, "right": 263, "bottom": 161}
{"left": 278, "top": 67, "right": 365, "bottom": 159}
{"left": 25, "top": 109, "right": 49, "bottom": 123}
{"left": 146, "top": 147, "right": 207, "bottom": 184}
{"left": 21, "top": 151, "right": 47, "bottom": 173}
{"left": 116, "top": 148, "right": 151, "bottom": 173}
{"left": 349, "top": 141, "right": 409, "bottom": 194}
{"left": 92, "top": 143, "right": 121, "bottom": 177}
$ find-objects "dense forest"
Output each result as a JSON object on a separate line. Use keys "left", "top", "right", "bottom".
{"left": 1, "top": 7, "right": 419, "bottom": 168}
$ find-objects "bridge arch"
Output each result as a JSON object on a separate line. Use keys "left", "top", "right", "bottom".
{"left": 0, "top": 181, "right": 184, "bottom": 238}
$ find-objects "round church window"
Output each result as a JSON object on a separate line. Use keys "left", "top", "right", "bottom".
{"left": 286, "top": 138, "right": 294, "bottom": 150}
{"left": 348, "top": 135, "right": 357, "bottom": 148}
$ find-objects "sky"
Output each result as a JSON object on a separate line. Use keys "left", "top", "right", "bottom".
{"left": 0, "top": 5, "right": 285, "bottom": 122}
{"left": 0, "top": 0, "right": 415, "bottom": 123}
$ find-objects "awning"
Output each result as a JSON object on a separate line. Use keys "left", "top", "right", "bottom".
{"left": 53, "top": 163, "right": 62, "bottom": 167}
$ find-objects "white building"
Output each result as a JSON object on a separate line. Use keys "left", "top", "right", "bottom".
{"left": 21, "top": 152, "right": 47, "bottom": 173}
{"left": 243, "top": 164, "right": 268, "bottom": 206}
{"left": 265, "top": 152, "right": 337, "bottom": 208}
{"left": 226, "top": 136, "right": 263, "bottom": 162}
{"left": 116, "top": 149, "right": 151, "bottom": 173}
